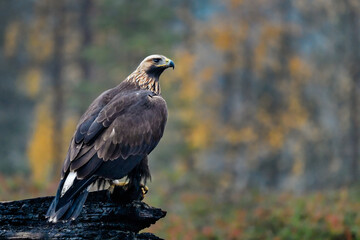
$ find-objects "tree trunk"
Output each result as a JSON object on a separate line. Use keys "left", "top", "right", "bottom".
{"left": 51, "top": 0, "right": 66, "bottom": 177}
{"left": 344, "top": 0, "right": 360, "bottom": 183}
{"left": 0, "top": 191, "right": 166, "bottom": 240}
{"left": 79, "top": 0, "right": 93, "bottom": 80}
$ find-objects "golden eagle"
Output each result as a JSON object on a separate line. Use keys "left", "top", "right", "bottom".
{"left": 46, "top": 55, "right": 174, "bottom": 222}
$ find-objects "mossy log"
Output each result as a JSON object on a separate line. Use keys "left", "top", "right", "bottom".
{"left": 0, "top": 190, "right": 166, "bottom": 239}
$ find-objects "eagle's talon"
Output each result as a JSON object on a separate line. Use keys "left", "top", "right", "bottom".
{"left": 114, "top": 181, "right": 128, "bottom": 188}
{"left": 108, "top": 181, "right": 128, "bottom": 194}
{"left": 108, "top": 181, "right": 148, "bottom": 203}
{"left": 141, "top": 184, "right": 149, "bottom": 197}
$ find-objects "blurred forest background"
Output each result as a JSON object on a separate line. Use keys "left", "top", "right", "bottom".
{"left": 1, "top": 0, "right": 360, "bottom": 239}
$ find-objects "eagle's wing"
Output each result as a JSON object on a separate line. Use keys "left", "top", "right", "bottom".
{"left": 48, "top": 90, "right": 167, "bottom": 222}
{"left": 63, "top": 90, "right": 167, "bottom": 177}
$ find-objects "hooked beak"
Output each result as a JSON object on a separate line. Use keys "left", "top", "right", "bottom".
{"left": 166, "top": 59, "right": 175, "bottom": 69}
{"left": 168, "top": 60, "right": 175, "bottom": 69}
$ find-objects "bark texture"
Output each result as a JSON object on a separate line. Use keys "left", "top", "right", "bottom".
{"left": 0, "top": 190, "right": 166, "bottom": 240}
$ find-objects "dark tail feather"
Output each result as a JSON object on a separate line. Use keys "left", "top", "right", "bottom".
{"left": 46, "top": 176, "right": 96, "bottom": 223}
{"left": 46, "top": 178, "right": 65, "bottom": 219}
{"left": 46, "top": 197, "right": 57, "bottom": 218}
{"left": 62, "top": 190, "right": 89, "bottom": 220}
{"left": 49, "top": 201, "right": 73, "bottom": 222}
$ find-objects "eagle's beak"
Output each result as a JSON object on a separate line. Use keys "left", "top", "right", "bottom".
{"left": 167, "top": 59, "right": 175, "bottom": 69}
{"left": 169, "top": 60, "right": 175, "bottom": 69}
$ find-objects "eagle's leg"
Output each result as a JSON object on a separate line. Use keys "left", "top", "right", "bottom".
{"left": 108, "top": 157, "right": 151, "bottom": 204}
{"left": 109, "top": 181, "right": 148, "bottom": 197}
{"left": 108, "top": 181, "right": 148, "bottom": 204}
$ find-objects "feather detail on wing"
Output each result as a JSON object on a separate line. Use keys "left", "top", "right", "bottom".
{"left": 62, "top": 90, "right": 167, "bottom": 182}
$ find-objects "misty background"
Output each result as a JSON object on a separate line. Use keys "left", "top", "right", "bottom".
{"left": 1, "top": 0, "right": 360, "bottom": 239}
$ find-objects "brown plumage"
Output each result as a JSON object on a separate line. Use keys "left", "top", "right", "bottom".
{"left": 46, "top": 55, "right": 174, "bottom": 222}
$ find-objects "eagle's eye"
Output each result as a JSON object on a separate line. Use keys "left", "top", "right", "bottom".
{"left": 153, "top": 58, "right": 161, "bottom": 63}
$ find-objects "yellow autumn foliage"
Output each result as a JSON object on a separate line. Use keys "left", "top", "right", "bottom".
{"left": 179, "top": 78, "right": 200, "bottom": 102}
{"left": 211, "top": 24, "right": 236, "bottom": 51}
{"left": 292, "top": 144, "right": 305, "bottom": 176}
{"left": 27, "top": 103, "right": 54, "bottom": 186}
{"left": 254, "top": 25, "right": 283, "bottom": 73}
{"left": 289, "top": 56, "right": 311, "bottom": 80}
{"left": 178, "top": 108, "right": 196, "bottom": 123}
{"left": 282, "top": 95, "right": 309, "bottom": 129}
{"left": 292, "top": 157, "right": 304, "bottom": 176}
{"left": 268, "top": 127, "right": 285, "bottom": 149}
{"left": 224, "top": 126, "right": 257, "bottom": 144}
{"left": 174, "top": 51, "right": 195, "bottom": 78}
{"left": 27, "top": 101, "right": 78, "bottom": 186}
{"left": 27, "top": 17, "right": 53, "bottom": 62}
{"left": 175, "top": 51, "right": 221, "bottom": 151}
{"left": 4, "top": 21, "right": 20, "bottom": 57}
{"left": 22, "top": 68, "right": 41, "bottom": 98}
{"left": 173, "top": 51, "right": 199, "bottom": 101}
{"left": 198, "top": 67, "right": 215, "bottom": 83}
{"left": 62, "top": 116, "right": 78, "bottom": 154}
{"left": 187, "top": 121, "right": 212, "bottom": 150}
{"left": 229, "top": 0, "right": 244, "bottom": 9}
{"left": 256, "top": 109, "right": 273, "bottom": 128}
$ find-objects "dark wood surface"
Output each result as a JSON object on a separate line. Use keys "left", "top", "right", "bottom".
{"left": 0, "top": 191, "right": 166, "bottom": 239}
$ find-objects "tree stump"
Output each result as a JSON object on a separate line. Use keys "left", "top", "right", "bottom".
{"left": 0, "top": 190, "right": 166, "bottom": 239}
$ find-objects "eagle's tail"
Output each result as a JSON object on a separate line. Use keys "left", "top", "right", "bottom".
{"left": 46, "top": 174, "right": 96, "bottom": 223}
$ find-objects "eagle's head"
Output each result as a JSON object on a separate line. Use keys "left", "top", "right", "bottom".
{"left": 137, "top": 54, "right": 175, "bottom": 77}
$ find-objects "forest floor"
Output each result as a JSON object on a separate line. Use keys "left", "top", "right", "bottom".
{"left": 148, "top": 187, "right": 360, "bottom": 240}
